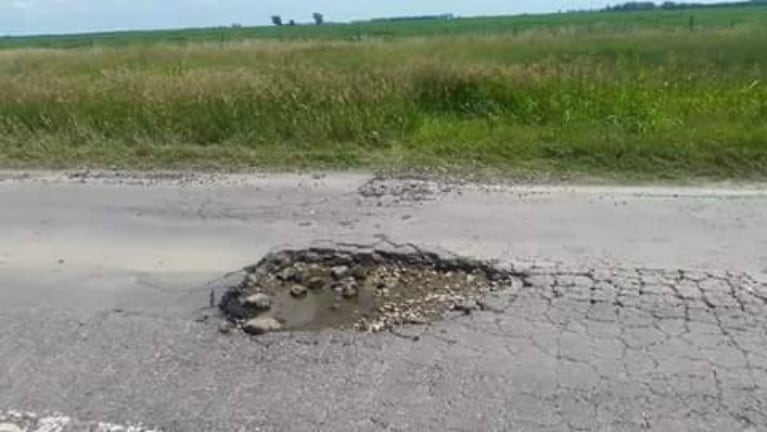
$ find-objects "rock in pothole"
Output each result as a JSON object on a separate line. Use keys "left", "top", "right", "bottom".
{"left": 290, "top": 284, "right": 308, "bottom": 298}
{"left": 219, "top": 245, "right": 517, "bottom": 334}
{"left": 243, "top": 293, "right": 272, "bottom": 310}
{"left": 242, "top": 317, "right": 283, "bottom": 335}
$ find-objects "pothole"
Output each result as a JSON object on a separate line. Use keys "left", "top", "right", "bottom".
{"left": 358, "top": 177, "right": 452, "bottom": 204}
{"left": 218, "top": 245, "right": 517, "bottom": 335}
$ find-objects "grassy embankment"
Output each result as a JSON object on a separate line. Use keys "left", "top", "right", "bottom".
{"left": 1, "top": 8, "right": 766, "bottom": 179}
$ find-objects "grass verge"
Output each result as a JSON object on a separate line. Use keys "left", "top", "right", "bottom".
{"left": 1, "top": 27, "right": 766, "bottom": 180}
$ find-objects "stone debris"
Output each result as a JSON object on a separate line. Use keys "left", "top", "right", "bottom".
{"left": 243, "top": 273, "right": 258, "bottom": 288}
{"left": 358, "top": 177, "right": 452, "bottom": 206}
{"left": 242, "top": 317, "right": 283, "bottom": 335}
{"left": 219, "top": 246, "right": 517, "bottom": 335}
{"left": 278, "top": 266, "right": 297, "bottom": 282}
{"left": 289, "top": 284, "right": 308, "bottom": 298}
{"left": 342, "top": 284, "right": 359, "bottom": 299}
{"left": 306, "top": 276, "right": 327, "bottom": 291}
{"left": 331, "top": 265, "right": 350, "bottom": 279}
{"left": 242, "top": 293, "right": 272, "bottom": 310}
{"left": 0, "top": 411, "right": 160, "bottom": 432}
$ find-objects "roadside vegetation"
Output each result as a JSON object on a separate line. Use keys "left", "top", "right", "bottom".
{"left": 1, "top": 6, "right": 766, "bottom": 179}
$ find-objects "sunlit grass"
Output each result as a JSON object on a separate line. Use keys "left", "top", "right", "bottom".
{"left": 0, "top": 26, "right": 766, "bottom": 179}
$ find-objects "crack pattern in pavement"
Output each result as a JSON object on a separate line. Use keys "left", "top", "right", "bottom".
{"left": 1, "top": 266, "right": 766, "bottom": 431}
{"left": 441, "top": 266, "right": 767, "bottom": 432}
{"left": 215, "top": 260, "right": 767, "bottom": 431}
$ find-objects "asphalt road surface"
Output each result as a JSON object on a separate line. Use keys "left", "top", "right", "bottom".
{"left": 1, "top": 171, "right": 766, "bottom": 432}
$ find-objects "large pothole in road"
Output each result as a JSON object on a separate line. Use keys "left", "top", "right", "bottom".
{"left": 218, "top": 245, "right": 516, "bottom": 335}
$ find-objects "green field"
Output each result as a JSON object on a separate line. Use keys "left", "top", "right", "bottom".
{"left": 2, "top": 5, "right": 767, "bottom": 49}
{"left": 1, "top": 6, "right": 766, "bottom": 179}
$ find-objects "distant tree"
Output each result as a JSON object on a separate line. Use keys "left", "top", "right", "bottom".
{"left": 605, "top": 1, "right": 656, "bottom": 11}
{"left": 271, "top": 15, "right": 283, "bottom": 26}
{"left": 313, "top": 12, "right": 324, "bottom": 25}
{"left": 288, "top": 19, "right": 296, "bottom": 26}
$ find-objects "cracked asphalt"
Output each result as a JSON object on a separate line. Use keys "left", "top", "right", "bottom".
{"left": 1, "top": 171, "right": 767, "bottom": 431}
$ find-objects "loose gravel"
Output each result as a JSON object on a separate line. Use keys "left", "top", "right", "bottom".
{"left": 219, "top": 246, "right": 518, "bottom": 334}
{"left": 0, "top": 411, "right": 160, "bottom": 432}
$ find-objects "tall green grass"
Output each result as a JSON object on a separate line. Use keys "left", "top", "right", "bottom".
{"left": 0, "top": 27, "right": 766, "bottom": 178}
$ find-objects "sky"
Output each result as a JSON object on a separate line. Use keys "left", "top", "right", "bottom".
{"left": 1, "top": 0, "right": 612, "bottom": 35}
{"left": 0, "top": 0, "right": 728, "bottom": 36}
